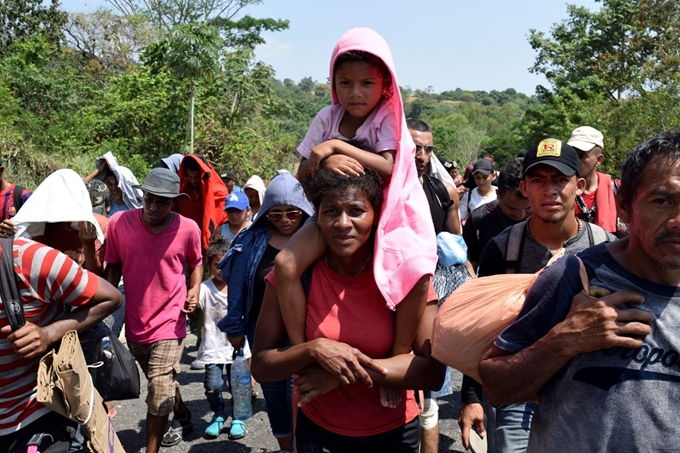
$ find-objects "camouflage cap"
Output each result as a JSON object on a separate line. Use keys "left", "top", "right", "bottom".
{"left": 86, "top": 179, "right": 109, "bottom": 214}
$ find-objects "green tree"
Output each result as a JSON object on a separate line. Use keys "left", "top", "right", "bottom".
{"left": 0, "top": 0, "right": 66, "bottom": 55}
{"left": 527, "top": 0, "right": 680, "bottom": 163}
{"left": 164, "top": 22, "right": 221, "bottom": 152}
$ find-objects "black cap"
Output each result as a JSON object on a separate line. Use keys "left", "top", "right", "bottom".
{"left": 522, "top": 138, "right": 580, "bottom": 178}
{"left": 471, "top": 158, "right": 494, "bottom": 176}
{"left": 221, "top": 170, "right": 236, "bottom": 180}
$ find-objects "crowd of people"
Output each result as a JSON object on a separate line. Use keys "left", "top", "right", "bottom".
{"left": 1, "top": 26, "right": 679, "bottom": 453}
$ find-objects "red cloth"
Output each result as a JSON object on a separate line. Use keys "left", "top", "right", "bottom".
{"left": 266, "top": 261, "right": 437, "bottom": 437}
{"left": 574, "top": 172, "right": 618, "bottom": 233}
{"left": 176, "top": 155, "right": 228, "bottom": 250}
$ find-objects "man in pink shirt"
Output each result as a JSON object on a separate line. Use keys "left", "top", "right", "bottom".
{"left": 104, "top": 168, "right": 203, "bottom": 453}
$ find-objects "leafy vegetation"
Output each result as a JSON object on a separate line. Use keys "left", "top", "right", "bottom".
{"left": 1, "top": 0, "right": 679, "bottom": 189}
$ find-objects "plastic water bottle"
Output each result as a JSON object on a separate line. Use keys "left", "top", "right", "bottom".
{"left": 102, "top": 336, "right": 114, "bottom": 365}
{"left": 230, "top": 348, "right": 252, "bottom": 420}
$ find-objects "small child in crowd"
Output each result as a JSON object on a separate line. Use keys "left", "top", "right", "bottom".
{"left": 275, "top": 27, "right": 438, "bottom": 408}
{"left": 213, "top": 191, "right": 251, "bottom": 246}
{"left": 199, "top": 237, "right": 252, "bottom": 440}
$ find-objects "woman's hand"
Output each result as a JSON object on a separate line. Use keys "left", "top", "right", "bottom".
{"left": 310, "top": 338, "right": 387, "bottom": 387}
{"left": 294, "top": 364, "right": 343, "bottom": 407}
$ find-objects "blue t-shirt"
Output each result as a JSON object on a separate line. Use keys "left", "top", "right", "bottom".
{"left": 108, "top": 200, "right": 128, "bottom": 217}
{"left": 497, "top": 243, "right": 680, "bottom": 452}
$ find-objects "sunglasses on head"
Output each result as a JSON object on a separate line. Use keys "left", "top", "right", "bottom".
{"left": 266, "top": 210, "right": 302, "bottom": 222}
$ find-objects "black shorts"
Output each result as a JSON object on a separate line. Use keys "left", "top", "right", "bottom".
{"left": 1, "top": 412, "right": 77, "bottom": 453}
{"left": 295, "top": 408, "right": 420, "bottom": 453}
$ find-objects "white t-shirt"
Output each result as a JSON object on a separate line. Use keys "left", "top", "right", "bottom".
{"left": 197, "top": 279, "right": 251, "bottom": 364}
{"left": 460, "top": 187, "right": 498, "bottom": 221}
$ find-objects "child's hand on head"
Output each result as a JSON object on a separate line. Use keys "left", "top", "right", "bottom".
{"left": 309, "top": 140, "right": 339, "bottom": 174}
{"left": 322, "top": 155, "right": 365, "bottom": 177}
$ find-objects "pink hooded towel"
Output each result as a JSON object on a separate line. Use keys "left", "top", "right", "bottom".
{"left": 328, "top": 28, "right": 438, "bottom": 310}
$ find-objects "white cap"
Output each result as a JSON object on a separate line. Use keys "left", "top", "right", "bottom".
{"left": 567, "top": 126, "right": 604, "bottom": 151}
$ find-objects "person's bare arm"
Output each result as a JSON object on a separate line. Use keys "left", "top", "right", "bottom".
{"left": 183, "top": 264, "right": 203, "bottom": 313}
{"left": 479, "top": 290, "right": 652, "bottom": 406}
{"left": 1, "top": 276, "right": 123, "bottom": 359}
{"left": 103, "top": 262, "right": 122, "bottom": 288}
{"left": 274, "top": 222, "right": 327, "bottom": 345}
{"left": 443, "top": 181, "right": 461, "bottom": 235}
{"left": 364, "top": 301, "right": 446, "bottom": 391}
{"left": 390, "top": 276, "right": 430, "bottom": 357}
{"left": 78, "top": 221, "right": 103, "bottom": 276}
{"left": 308, "top": 139, "right": 394, "bottom": 181}
{"left": 83, "top": 160, "right": 107, "bottom": 183}
{"left": 297, "top": 158, "right": 311, "bottom": 182}
{"left": 252, "top": 282, "right": 387, "bottom": 386}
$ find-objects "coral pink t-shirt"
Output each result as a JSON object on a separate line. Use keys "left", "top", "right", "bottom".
{"left": 267, "top": 260, "right": 437, "bottom": 437}
{"left": 105, "top": 209, "right": 202, "bottom": 344}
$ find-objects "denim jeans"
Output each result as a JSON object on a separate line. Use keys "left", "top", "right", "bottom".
{"left": 204, "top": 363, "right": 232, "bottom": 415}
{"left": 483, "top": 399, "right": 536, "bottom": 453}
{"left": 260, "top": 377, "right": 294, "bottom": 438}
{"left": 247, "top": 324, "right": 294, "bottom": 439}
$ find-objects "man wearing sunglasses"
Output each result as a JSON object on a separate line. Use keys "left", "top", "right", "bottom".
{"left": 407, "top": 119, "right": 462, "bottom": 453}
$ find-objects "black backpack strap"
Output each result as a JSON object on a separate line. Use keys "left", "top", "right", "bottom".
{"left": 0, "top": 236, "right": 24, "bottom": 331}
{"left": 504, "top": 222, "right": 527, "bottom": 274}
{"left": 12, "top": 185, "right": 25, "bottom": 215}
{"left": 429, "top": 177, "right": 453, "bottom": 213}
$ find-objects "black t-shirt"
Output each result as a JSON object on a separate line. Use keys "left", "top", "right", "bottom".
{"left": 462, "top": 200, "right": 518, "bottom": 265}
{"left": 249, "top": 243, "right": 280, "bottom": 322}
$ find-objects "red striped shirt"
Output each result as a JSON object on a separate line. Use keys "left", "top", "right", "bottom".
{"left": 0, "top": 238, "right": 98, "bottom": 435}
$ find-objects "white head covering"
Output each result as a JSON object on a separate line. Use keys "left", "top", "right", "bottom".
{"left": 243, "top": 175, "right": 266, "bottom": 216}
{"left": 428, "top": 153, "right": 455, "bottom": 185}
{"left": 95, "top": 151, "right": 143, "bottom": 209}
{"left": 13, "top": 169, "right": 105, "bottom": 243}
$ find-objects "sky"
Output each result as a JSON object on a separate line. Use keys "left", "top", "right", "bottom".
{"left": 58, "top": 0, "right": 601, "bottom": 96}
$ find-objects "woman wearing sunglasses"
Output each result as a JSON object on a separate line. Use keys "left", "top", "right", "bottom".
{"left": 217, "top": 170, "right": 313, "bottom": 451}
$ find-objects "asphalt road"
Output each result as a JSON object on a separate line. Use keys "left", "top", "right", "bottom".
{"left": 111, "top": 332, "right": 467, "bottom": 453}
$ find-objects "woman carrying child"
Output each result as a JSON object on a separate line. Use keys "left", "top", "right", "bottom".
{"left": 275, "top": 27, "right": 438, "bottom": 407}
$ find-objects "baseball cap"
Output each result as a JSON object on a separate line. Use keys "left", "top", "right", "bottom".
{"left": 133, "top": 168, "right": 189, "bottom": 199}
{"left": 221, "top": 169, "right": 236, "bottom": 180}
{"left": 471, "top": 158, "right": 494, "bottom": 176}
{"left": 522, "top": 138, "right": 580, "bottom": 178}
{"left": 225, "top": 191, "right": 249, "bottom": 211}
{"left": 567, "top": 126, "right": 604, "bottom": 151}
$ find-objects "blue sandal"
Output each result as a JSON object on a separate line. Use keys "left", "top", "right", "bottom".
{"left": 228, "top": 420, "right": 246, "bottom": 440}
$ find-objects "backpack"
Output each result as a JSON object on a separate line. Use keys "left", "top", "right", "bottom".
{"left": 431, "top": 221, "right": 609, "bottom": 383}
{"left": 10, "top": 185, "right": 26, "bottom": 218}
{"left": 429, "top": 176, "right": 453, "bottom": 213}
{"left": 0, "top": 236, "right": 24, "bottom": 331}
{"left": 503, "top": 220, "right": 609, "bottom": 273}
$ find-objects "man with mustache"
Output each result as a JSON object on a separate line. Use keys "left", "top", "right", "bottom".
{"left": 461, "top": 139, "right": 613, "bottom": 452}
{"left": 479, "top": 132, "right": 680, "bottom": 452}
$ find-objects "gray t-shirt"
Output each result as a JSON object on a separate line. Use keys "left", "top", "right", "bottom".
{"left": 497, "top": 244, "right": 680, "bottom": 453}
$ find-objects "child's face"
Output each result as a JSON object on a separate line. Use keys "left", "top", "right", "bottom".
{"left": 334, "top": 61, "right": 385, "bottom": 122}
{"left": 226, "top": 207, "right": 249, "bottom": 227}
{"left": 209, "top": 254, "right": 224, "bottom": 281}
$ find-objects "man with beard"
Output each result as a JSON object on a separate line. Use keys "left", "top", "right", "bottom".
{"left": 479, "top": 132, "right": 680, "bottom": 453}
{"left": 463, "top": 138, "right": 613, "bottom": 453}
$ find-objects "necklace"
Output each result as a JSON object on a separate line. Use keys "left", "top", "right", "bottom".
{"left": 324, "top": 253, "right": 372, "bottom": 277}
